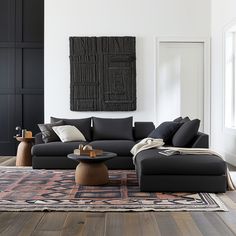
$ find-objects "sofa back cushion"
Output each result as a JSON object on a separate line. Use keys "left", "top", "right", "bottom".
{"left": 172, "top": 119, "right": 200, "bottom": 147}
{"left": 51, "top": 117, "right": 92, "bottom": 141}
{"left": 93, "top": 117, "right": 133, "bottom": 140}
{"left": 134, "top": 122, "right": 155, "bottom": 140}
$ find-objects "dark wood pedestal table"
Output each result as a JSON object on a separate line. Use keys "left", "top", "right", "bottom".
{"left": 68, "top": 152, "right": 117, "bottom": 185}
{"left": 15, "top": 137, "right": 35, "bottom": 166}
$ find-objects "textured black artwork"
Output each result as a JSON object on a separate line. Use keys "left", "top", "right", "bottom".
{"left": 69, "top": 37, "right": 136, "bottom": 111}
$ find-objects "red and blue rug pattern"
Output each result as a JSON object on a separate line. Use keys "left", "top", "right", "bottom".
{"left": 0, "top": 168, "right": 227, "bottom": 212}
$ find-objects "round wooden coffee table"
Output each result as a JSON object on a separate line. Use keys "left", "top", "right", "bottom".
{"left": 15, "top": 137, "right": 35, "bottom": 166}
{"left": 68, "top": 152, "right": 117, "bottom": 185}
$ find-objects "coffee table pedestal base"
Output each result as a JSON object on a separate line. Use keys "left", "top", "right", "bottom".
{"left": 75, "top": 162, "right": 108, "bottom": 185}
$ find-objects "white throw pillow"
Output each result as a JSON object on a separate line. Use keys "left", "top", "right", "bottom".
{"left": 52, "top": 125, "right": 86, "bottom": 142}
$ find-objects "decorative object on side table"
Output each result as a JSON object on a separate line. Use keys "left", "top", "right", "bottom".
{"left": 73, "top": 144, "right": 103, "bottom": 157}
{"left": 14, "top": 130, "right": 34, "bottom": 166}
{"left": 68, "top": 152, "right": 117, "bottom": 185}
{"left": 15, "top": 126, "right": 22, "bottom": 137}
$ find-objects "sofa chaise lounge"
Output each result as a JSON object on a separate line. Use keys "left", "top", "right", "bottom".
{"left": 135, "top": 149, "right": 226, "bottom": 192}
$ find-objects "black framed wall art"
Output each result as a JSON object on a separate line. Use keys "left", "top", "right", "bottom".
{"left": 69, "top": 36, "right": 136, "bottom": 111}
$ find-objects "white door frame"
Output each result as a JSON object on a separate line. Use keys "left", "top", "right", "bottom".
{"left": 154, "top": 37, "right": 211, "bottom": 136}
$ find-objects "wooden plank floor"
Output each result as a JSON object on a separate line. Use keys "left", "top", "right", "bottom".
{"left": 0, "top": 157, "right": 236, "bottom": 236}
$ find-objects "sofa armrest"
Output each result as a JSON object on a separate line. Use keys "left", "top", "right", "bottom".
{"left": 35, "top": 132, "right": 44, "bottom": 144}
{"left": 188, "top": 132, "right": 209, "bottom": 148}
{"left": 133, "top": 122, "right": 155, "bottom": 140}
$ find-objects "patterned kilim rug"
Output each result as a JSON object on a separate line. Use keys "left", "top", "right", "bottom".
{"left": 0, "top": 167, "right": 227, "bottom": 212}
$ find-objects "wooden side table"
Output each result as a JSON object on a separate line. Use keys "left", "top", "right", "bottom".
{"left": 15, "top": 137, "right": 35, "bottom": 166}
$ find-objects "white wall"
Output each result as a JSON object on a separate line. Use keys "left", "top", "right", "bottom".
{"left": 45, "top": 0, "right": 211, "bottom": 124}
{"left": 211, "top": 0, "right": 236, "bottom": 165}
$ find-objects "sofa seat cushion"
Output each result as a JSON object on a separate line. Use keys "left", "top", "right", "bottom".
{"left": 32, "top": 141, "right": 88, "bottom": 156}
{"left": 135, "top": 149, "right": 226, "bottom": 176}
{"left": 88, "top": 140, "right": 135, "bottom": 156}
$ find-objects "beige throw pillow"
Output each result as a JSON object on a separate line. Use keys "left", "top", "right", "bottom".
{"left": 52, "top": 125, "right": 86, "bottom": 142}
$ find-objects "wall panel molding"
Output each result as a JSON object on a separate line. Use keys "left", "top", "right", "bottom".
{"left": 0, "top": 0, "right": 44, "bottom": 155}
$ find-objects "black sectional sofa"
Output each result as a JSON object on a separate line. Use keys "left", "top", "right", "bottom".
{"left": 32, "top": 117, "right": 227, "bottom": 192}
{"left": 32, "top": 118, "right": 155, "bottom": 169}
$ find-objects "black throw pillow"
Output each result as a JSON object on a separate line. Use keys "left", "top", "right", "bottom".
{"left": 173, "top": 117, "right": 183, "bottom": 122}
{"left": 38, "top": 120, "right": 64, "bottom": 143}
{"left": 180, "top": 116, "right": 191, "bottom": 123}
{"left": 148, "top": 121, "right": 182, "bottom": 143}
{"left": 173, "top": 116, "right": 190, "bottom": 123}
{"left": 172, "top": 119, "right": 200, "bottom": 147}
{"left": 51, "top": 117, "right": 92, "bottom": 141}
{"left": 93, "top": 117, "right": 133, "bottom": 140}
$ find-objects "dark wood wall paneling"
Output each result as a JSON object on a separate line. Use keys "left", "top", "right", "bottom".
{"left": 0, "top": 0, "right": 44, "bottom": 155}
